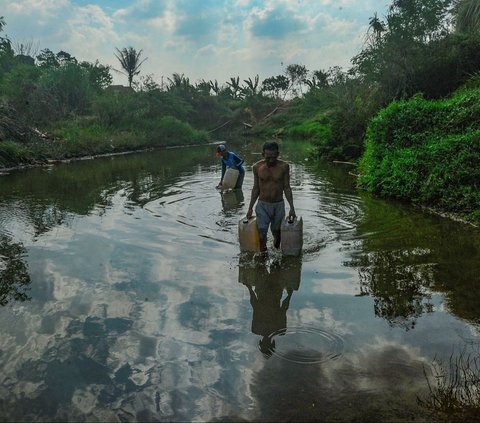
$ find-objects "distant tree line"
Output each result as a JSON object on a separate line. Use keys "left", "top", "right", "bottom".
{"left": 0, "top": 0, "right": 479, "bottom": 162}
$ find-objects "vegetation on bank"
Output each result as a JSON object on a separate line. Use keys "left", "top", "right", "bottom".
{"left": 0, "top": 0, "right": 480, "bottom": 222}
{"left": 359, "top": 89, "right": 480, "bottom": 221}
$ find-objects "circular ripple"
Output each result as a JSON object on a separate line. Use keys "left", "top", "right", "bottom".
{"left": 259, "top": 326, "right": 344, "bottom": 364}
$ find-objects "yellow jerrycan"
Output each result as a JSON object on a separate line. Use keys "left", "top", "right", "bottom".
{"left": 280, "top": 216, "right": 303, "bottom": 256}
{"left": 221, "top": 168, "right": 239, "bottom": 190}
{"left": 238, "top": 216, "right": 261, "bottom": 252}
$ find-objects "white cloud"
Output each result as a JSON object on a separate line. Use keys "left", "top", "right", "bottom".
{"left": 0, "top": 0, "right": 390, "bottom": 84}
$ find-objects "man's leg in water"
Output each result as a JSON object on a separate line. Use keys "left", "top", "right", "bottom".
{"left": 271, "top": 201, "right": 285, "bottom": 249}
{"left": 255, "top": 201, "right": 270, "bottom": 252}
{"left": 273, "top": 230, "right": 281, "bottom": 249}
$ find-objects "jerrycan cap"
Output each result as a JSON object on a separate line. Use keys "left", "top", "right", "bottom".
{"left": 243, "top": 215, "right": 254, "bottom": 224}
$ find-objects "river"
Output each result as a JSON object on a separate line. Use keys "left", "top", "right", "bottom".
{"left": 0, "top": 140, "right": 479, "bottom": 422}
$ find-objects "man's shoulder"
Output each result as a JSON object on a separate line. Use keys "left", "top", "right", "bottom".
{"left": 252, "top": 159, "right": 264, "bottom": 168}
{"left": 278, "top": 159, "right": 290, "bottom": 170}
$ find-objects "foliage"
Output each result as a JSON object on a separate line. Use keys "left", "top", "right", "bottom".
{"left": 151, "top": 115, "right": 208, "bottom": 145}
{"left": 37, "top": 63, "right": 94, "bottom": 117}
{"left": 352, "top": 0, "right": 455, "bottom": 100}
{"left": 359, "top": 89, "right": 480, "bottom": 222}
{"left": 261, "top": 75, "right": 289, "bottom": 99}
{"left": 80, "top": 60, "right": 112, "bottom": 91}
{"left": 0, "top": 140, "right": 34, "bottom": 166}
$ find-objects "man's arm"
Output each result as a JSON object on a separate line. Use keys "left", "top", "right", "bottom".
{"left": 283, "top": 163, "right": 296, "bottom": 218}
{"left": 246, "top": 165, "right": 260, "bottom": 219}
{"left": 217, "top": 161, "right": 226, "bottom": 187}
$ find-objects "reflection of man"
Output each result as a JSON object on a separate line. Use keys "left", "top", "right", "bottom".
{"left": 239, "top": 256, "right": 301, "bottom": 357}
{"left": 246, "top": 141, "right": 296, "bottom": 252}
{"left": 220, "top": 189, "right": 244, "bottom": 215}
{"left": 245, "top": 282, "right": 293, "bottom": 357}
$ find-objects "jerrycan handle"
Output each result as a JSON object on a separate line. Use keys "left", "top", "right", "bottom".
{"left": 243, "top": 215, "right": 252, "bottom": 224}
{"left": 287, "top": 216, "right": 295, "bottom": 225}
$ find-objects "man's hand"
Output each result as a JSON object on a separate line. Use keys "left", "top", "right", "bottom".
{"left": 288, "top": 208, "right": 296, "bottom": 219}
{"left": 246, "top": 208, "right": 253, "bottom": 219}
{"left": 216, "top": 182, "right": 223, "bottom": 189}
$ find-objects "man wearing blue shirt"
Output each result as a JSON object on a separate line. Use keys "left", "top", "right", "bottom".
{"left": 216, "top": 144, "right": 245, "bottom": 189}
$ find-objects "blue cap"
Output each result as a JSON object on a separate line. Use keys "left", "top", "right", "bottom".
{"left": 216, "top": 144, "right": 226, "bottom": 152}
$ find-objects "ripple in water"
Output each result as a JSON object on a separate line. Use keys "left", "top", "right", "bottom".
{"left": 260, "top": 326, "right": 344, "bottom": 364}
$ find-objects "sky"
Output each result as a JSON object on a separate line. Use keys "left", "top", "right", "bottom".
{"left": 0, "top": 0, "right": 390, "bottom": 87}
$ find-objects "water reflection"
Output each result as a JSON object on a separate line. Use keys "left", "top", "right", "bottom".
{"left": 343, "top": 196, "right": 480, "bottom": 330}
{"left": 220, "top": 189, "right": 244, "bottom": 216}
{"left": 418, "top": 344, "right": 480, "bottom": 421}
{"left": 239, "top": 255, "right": 301, "bottom": 357}
{"left": 0, "top": 234, "right": 31, "bottom": 305}
{"left": 0, "top": 143, "right": 479, "bottom": 421}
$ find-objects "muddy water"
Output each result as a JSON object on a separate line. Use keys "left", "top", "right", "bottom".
{"left": 0, "top": 140, "right": 479, "bottom": 422}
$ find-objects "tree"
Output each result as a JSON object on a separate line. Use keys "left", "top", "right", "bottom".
{"left": 208, "top": 79, "right": 220, "bottom": 95}
{"left": 352, "top": 0, "right": 454, "bottom": 99}
{"left": 114, "top": 47, "right": 147, "bottom": 88}
{"left": 80, "top": 60, "right": 112, "bottom": 90}
{"left": 56, "top": 50, "right": 77, "bottom": 66}
{"left": 36, "top": 48, "right": 59, "bottom": 68}
{"left": 285, "top": 63, "right": 308, "bottom": 96}
{"left": 225, "top": 76, "right": 242, "bottom": 99}
{"left": 261, "top": 75, "right": 289, "bottom": 99}
{"left": 242, "top": 74, "right": 260, "bottom": 97}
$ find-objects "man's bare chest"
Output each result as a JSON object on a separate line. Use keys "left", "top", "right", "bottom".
{"left": 258, "top": 166, "right": 284, "bottom": 182}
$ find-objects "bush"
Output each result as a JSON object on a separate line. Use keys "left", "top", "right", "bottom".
{"left": 151, "top": 115, "right": 208, "bottom": 146}
{"left": 93, "top": 89, "right": 138, "bottom": 127}
{"left": 359, "top": 88, "right": 480, "bottom": 221}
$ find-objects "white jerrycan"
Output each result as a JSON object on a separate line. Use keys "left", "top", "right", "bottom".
{"left": 221, "top": 168, "right": 239, "bottom": 190}
{"left": 280, "top": 216, "right": 303, "bottom": 256}
{"left": 238, "top": 217, "right": 261, "bottom": 252}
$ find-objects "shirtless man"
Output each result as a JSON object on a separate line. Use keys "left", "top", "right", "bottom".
{"left": 246, "top": 141, "right": 296, "bottom": 252}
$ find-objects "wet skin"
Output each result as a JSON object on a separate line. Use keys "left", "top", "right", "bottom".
{"left": 247, "top": 149, "right": 296, "bottom": 251}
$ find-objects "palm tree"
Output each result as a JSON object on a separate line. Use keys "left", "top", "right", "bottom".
{"left": 242, "top": 74, "right": 259, "bottom": 96}
{"left": 0, "top": 16, "right": 6, "bottom": 32}
{"left": 455, "top": 0, "right": 480, "bottom": 35}
{"left": 226, "top": 76, "right": 242, "bottom": 99}
{"left": 114, "top": 47, "right": 147, "bottom": 88}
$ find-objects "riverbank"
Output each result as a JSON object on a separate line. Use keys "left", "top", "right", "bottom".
{"left": 0, "top": 139, "right": 226, "bottom": 175}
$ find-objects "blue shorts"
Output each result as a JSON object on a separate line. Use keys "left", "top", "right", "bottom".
{"left": 255, "top": 200, "right": 285, "bottom": 239}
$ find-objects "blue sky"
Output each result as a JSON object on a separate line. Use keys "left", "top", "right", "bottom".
{"left": 0, "top": 0, "right": 390, "bottom": 86}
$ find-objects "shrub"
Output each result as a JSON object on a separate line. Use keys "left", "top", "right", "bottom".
{"left": 359, "top": 88, "right": 480, "bottom": 221}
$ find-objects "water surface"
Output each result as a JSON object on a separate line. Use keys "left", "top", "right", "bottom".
{"left": 0, "top": 140, "right": 479, "bottom": 422}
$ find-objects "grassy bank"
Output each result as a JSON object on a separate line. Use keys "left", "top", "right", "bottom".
{"left": 0, "top": 116, "right": 209, "bottom": 169}
{"left": 358, "top": 88, "right": 480, "bottom": 223}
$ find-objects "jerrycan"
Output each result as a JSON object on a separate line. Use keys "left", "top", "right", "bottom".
{"left": 238, "top": 217, "right": 261, "bottom": 252}
{"left": 280, "top": 216, "right": 303, "bottom": 256}
{"left": 222, "top": 168, "right": 239, "bottom": 190}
